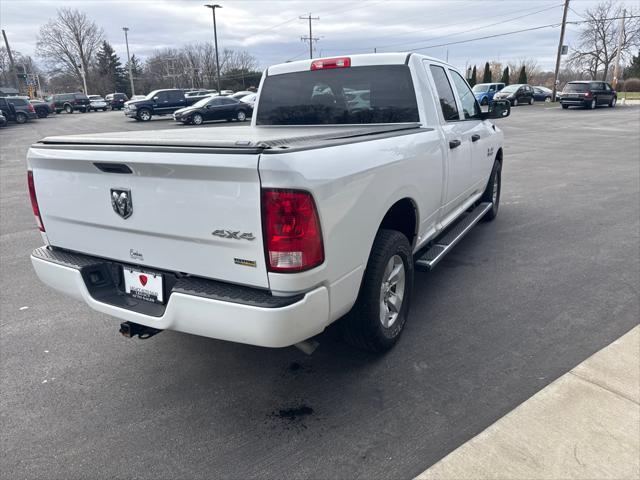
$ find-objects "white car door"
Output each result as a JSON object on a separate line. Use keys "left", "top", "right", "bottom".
{"left": 425, "top": 63, "right": 473, "bottom": 216}
{"left": 447, "top": 68, "right": 494, "bottom": 192}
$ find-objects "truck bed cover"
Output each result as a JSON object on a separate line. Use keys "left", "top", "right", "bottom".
{"left": 35, "top": 124, "right": 424, "bottom": 153}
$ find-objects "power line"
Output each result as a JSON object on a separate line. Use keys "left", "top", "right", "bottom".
{"left": 300, "top": 14, "right": 320, "bottom": 59}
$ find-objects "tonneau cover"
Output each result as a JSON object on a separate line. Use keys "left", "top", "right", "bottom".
{"left": 36, "top": 124, "right": 423, "bottom": 151}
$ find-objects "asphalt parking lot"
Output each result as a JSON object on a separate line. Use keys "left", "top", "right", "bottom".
{"left": 1, "top": 105, "right": 639, "bottom": 479}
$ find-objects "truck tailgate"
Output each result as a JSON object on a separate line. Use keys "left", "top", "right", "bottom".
{"left": 28, "top": 145, "right": 269, "bottom": 288}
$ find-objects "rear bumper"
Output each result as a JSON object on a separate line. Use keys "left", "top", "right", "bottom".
{"left": 560, "top": 98, "right": 589, "bottom": 106}
{"left": 31, "top": 247, "right": 330, "bottom": 348}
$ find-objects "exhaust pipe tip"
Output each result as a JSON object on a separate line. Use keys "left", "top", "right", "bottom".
{"left": 119, "top": 321, "right": 162, "bottom": 340}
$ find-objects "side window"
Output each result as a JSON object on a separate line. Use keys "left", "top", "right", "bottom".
{"left": 429, "top": 65, "right": 459, "bottom": 121}
{"left": 449, "top": 69, "right": 481, "bottom": 120}
{"left": 489, "top": 85, "right": 496, "bottom": 92}
{"left": 498, "top": 84, "right": 504, "bottom": 91}
{"left": 155, "top": 91, "right": 169, "bottom": 102}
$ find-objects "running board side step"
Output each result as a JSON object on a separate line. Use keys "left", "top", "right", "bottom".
{"left": 415, "top": 202, "right": 492, "bottom": 270}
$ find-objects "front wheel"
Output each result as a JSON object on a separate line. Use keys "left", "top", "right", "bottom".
{"left": 137, "top": 108, "right": 152, "bottom": 121}
{"left": 236, "top": 110, "right": 247, "bottom": 122}
{"left": 512, "top": 98, "right": 518, "bottom": 107}
{"left": 589, "top": 99, "right": 596, "bottom": 109}
{"left": 481, "top": 97, "right": 488, "bottom": 106}
{"left": 544, "top": 97, "right": 551, "bottom": 103}
{"left": 64, "top": 104, "right": 73, "bottom": 114}
{"left": 562, "top": 104, "right": 569, "bottom": 109}
{"left": 15, "top": 112, "right": 28, "bottom": 124}
{"left": 529, "top": 97, "right": 534, "bottom": 105}
{"left": 609, "top": 97, "right": 616, "bottom": 108}
{"left": 481, "top": 159, "right": 501, "bottom": 222}
{"left": 339, "top": 229, "right": 413, "bottom": 353}
{"left": 192, "top": 113, "right": 204, "bottom": 125}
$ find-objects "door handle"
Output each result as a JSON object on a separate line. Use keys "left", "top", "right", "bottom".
{"left": 471, "top": 134, "right": 481, "bottom": 142}
{"left": 449, "top": 139, "right": 461, "bottom": 149}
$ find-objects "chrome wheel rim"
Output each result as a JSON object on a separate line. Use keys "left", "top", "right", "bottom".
{"left": 612, "top": 98, "right": 616, "bottom": 106}
{"left": 591, "top": 100, "right": 596, "bottom": 109}
{"left": 379, "top": 255, "right": 405, "bottom": 328}
{"left": 194, "top": 114, "right": 202, "bottom": 124}
{"left": 238, "top": 111, "right": 246, "bottom": 121}
{"left": 513, "top": 99, "right": 518, "bottom": 106}
{"left": 141, "top": 111, "right": 150, "bottom": 120}
{"left": 545, "top": 97, "right": 551, "bottom": 103}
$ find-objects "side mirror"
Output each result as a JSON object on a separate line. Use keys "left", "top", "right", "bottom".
{"left": 153, "top": 96, "right": 158, "bottom": 101}
{"left": 483, "top": 99, "right": 510, "bottom": 119}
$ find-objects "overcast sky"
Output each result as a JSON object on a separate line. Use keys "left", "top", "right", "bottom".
{"left": 0, "top": 0, "right": 620, "bottom": 72}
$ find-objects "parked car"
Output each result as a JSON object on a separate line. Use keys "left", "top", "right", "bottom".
{"left": 220, "top": 89, "right": 234, "bottom": 96}
{"left": 231, "top": 90, "right": 253, "bottom": 99}
{"left": 52, "top": 93, "right": 91, "bottom": 113}
{"left": 28, "top": 53, "right": 510, "bottom": 353}
{"left": 124, "top": 89, "right": 196, "bottom": 121}
{"left": 28, "top": 99, "right": 53, "bottom": 118}
{"left": 239, "top": 92, "right": 257, "bottom": 109}
{"left": 560, "top": 81, "right": 617, "bottom": 110}
{"left": 173, "top": 95, "right": 250, "bottom": 125}
{"left": 0, "top": 110, "right": 6, "bottom": 127}
{"left": 532, "top": 86, "right": 553, "bottom": 102}
{"left": 492, "top": 83, "right": 534, "bottom": 106}
{"left": 105, "top": 93, "right": 129, "bottom": 110}
{"left": 472, "top": 82, "right": 505, "bottom": 105}
{"left": 88, "top": 95, "right": 108, "bottom": 111}
{"left": 129, "top": 95, "right": 146, "bottom": 101}
{"left": 0, "top": 96, "right": 37, "bottom": 123}
{"left": 185, "top": 90, "right": 217, "bottom": 100}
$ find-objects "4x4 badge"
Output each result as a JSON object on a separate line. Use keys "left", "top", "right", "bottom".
{"left": 212, "top": 229, "right": 255, "bottom": 241}
{"left": 111, "top": 188, "right": 133, "bottom": 219}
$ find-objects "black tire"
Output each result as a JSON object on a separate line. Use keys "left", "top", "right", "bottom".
{"left": 55, "top": 110, "right": 61, "bottom": 114}
{"left": 37, "top": 110, "right": 48, "bottom": 118}
{"left": 15, "top": 112, "right": 28, "bottom": 124}
{"left": 609, "top": 97, "right": 616, "bottom": 108}
{"left": 137, "top": 108, "right": 152, "bottom": 121}
{"left": 481, "top": 159, "right": 501, "bottom": 222}
{"left": 481, "top": 97, "right": 488, "bottom": 106}
{"left": 64, "top": 104, "right": 73, "bottom": 114}
{"left": 512, "top": 98, "right": 518, "bottom": 107}
{"left": 562, "top": 104, "right": 569, "bottom": 109}
{"left": 589, "top": 99, "right": 596, "bottom": 110}
{"left": 103, "top": 108, "right": 107, "bottom": 111}
{"left": 192, "top": 113, "right": 204, "bottom": 125}
{"left": 339, "top": 229, "right": 414, "bottom": 353}
{"left": 529, "top": 97, "right": 534, "bottom": 105}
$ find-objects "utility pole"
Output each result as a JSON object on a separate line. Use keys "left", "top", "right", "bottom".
{"left": 300, "top": 14, "right": 319, "bottom": 59}
{"left": 612, "top": 9, "right": 626, "bottom": 88}
{"left": 2, "top": 29, "right": 20, "bottom": 91}
{"left": 552, "top": 0, "right": 570, "bottom": 102}
{"left": 123, "top": 27, "right": 136, "bottom": 96}
{"left": 78, "top": 61, "right": 88, "bottom": 94}
{"left": 205, "top": 4, "right": 222, "bottom": 93}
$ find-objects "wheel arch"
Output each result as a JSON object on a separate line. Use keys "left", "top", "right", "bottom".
{"left": 378, "top": 197, "right": 419, "bottom": 248}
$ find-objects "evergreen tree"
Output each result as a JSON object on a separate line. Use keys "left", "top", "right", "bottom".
{"left": 500, "top": 66, "right": 510, "bottom": 86}
{"left": 482, "top": 62, "right": 492, "bottom": 83}
{"left": 124, "top": 54, "right": 143, "bottom": 96}
{"left": 95, "top": 40, "right": 126, "bottom": 94}
{"left": 517, "top": 65, "right": 527, "bottom": 84}
{"left": 469, "top": 65, "right": 477, "bottom": 87}
{"left": 623, "top": 50, "right": 640, "bottom": 79}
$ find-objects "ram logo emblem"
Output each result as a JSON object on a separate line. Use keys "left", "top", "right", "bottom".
{"left": 110, "top": 189, "right": 133, "bottom": 219}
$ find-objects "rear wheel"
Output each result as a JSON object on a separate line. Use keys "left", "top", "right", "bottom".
{"left": 481, "top": 97, "right": 489, "bottom": 106}
{"left": 589, "top": 99, "right": 596, "bottom": 109}
{"left": 37, "top": 110, "right": 48, "bottom": 118}
{"left": 339, "top": 229, "right": 413, "bottom": 353}
{"left": 544, "top": 96, "right": 551, "bottom": 103}
{"left": 529, "top": 97, "right": 534, "bottom": 105}
{"left": 64, "top": 104, "right": 73, "bottom": 114}
{"left": 609, "top": 97, "right": 616, "bottom": 108}
{"left": 562, "top": 104, "right": 569, "bottom": 109}
{"left": 15, "top": 112, "right": 28, "bottom": 124}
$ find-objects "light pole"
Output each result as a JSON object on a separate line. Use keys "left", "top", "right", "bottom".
{"left": 123, "top": 27, "right": 135, "bottom": 96}
{"left": 77, "top": 61, "right": 88, "bottom": 94}
{"left": 205, "top": 4, "right": 222, "bottom": 92}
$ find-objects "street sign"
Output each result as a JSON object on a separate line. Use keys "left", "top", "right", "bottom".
{"left": 561, "top": 45, "right": 568, "bottom": 55}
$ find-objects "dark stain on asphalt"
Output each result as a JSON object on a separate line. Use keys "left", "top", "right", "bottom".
{"left": 277, "top": 404, "right": 314, "bottom": 420}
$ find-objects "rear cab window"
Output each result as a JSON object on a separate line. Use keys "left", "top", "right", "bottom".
{"left": 256, "top": 65, "right": 419, "bottom": 125}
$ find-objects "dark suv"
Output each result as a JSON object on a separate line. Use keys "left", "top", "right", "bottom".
{"left": 0, "top": 96, "right": 38, "bottom": 124}
{"left": 124, "top": 89, "right": 192, "bottom": 121}
{"left": 560, "top": 81, "right": 617, "bottom": 109}
{"left": 52, "top": 93, "right": 91, "bottom": 113}
{"left": 105, "top": 93, "right": 129, "bottom": 110}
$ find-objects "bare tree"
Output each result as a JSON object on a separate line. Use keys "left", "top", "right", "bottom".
{"left": 36, "top": 8, "right": 104, "bottom": 91}
{"left": 567, "top": 1, "right": 640, "bottom": 80}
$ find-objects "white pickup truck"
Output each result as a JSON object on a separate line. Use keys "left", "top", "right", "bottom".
{"left": 28, "top": 53, "right": 510, "bottom": 352}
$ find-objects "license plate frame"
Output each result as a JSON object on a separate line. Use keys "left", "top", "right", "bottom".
{"left": 123, "top": 267, "right": 164, "bottom": 304}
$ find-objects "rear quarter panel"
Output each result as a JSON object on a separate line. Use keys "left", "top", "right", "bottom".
{"left": 259, "top": 129, "right": 444, "bottom": 321}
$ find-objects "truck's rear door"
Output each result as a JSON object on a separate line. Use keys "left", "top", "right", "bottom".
{"left": 28, "top": 144, "right": 269, "bottom": 288}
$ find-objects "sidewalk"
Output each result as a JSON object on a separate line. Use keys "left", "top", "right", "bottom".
{"left": 416, "top": 326, "right": 640, "bottom": 480}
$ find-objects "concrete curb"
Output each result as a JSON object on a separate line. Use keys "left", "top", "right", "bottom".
{"left": 415, "top": 326, "right": 640, "bottom": 480}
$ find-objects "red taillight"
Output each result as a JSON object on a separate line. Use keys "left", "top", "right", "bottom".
{"left": 584, "top": 91, "right": 592, "bottom": 98}
{"left": 27, "top": 170, "right": 45, "bottom": 232}
{"left": 261, "top": 189, "right": 324, "bottom": 272}
{"left": 310, "top": 57, "right": 351, "bottom": 70}
{"left": 28, "top": 104, "right": 35, "bottom": 113}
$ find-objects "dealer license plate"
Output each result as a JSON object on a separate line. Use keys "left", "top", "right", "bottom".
{"left": 123, "top": 268, "right": 164, "bottom": 304}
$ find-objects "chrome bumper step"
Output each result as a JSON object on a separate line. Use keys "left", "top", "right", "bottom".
{"left": 415, "top": 202, "right": 492, "bottom": 270}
